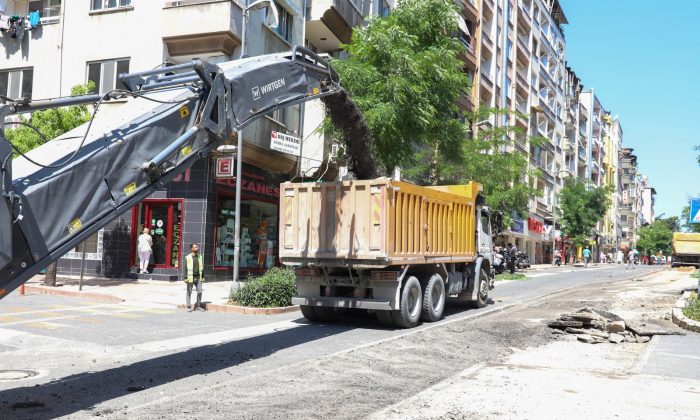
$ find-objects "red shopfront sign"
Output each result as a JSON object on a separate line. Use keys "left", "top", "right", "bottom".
{"left": 172, "top": 164, "right": 282, "bottom": 203}
{"left": 215, "top": 157, "right": 234, "bottom": 178}
{"left": 528, "top": 217, "right": 544, "bottom": 234}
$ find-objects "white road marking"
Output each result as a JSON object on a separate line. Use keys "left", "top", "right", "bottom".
{"left": 132, "top": 319, "right": 304, "bottom": 353}
{"left": 0, "top": 307, "right": 154, "bottom": 327}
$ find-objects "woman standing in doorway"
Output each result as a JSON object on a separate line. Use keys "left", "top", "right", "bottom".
{"left": 137, "top": 227, "right": 153, "bottom": 274}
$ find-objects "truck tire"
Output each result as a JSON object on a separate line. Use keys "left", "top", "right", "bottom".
{"left": 300, "top": 305, "right": 318, "bottom": 321}
{"left": 420, "top": 273, "right": 445, "bottom": 322}
{"left": 391, "top": 276, "right": 423, "bottom": 328}
{"left": 376, "top": 310, "right": 394, "bottom": 327}
{"left": 470, "top": 268, "right": 489, "bottom": 308}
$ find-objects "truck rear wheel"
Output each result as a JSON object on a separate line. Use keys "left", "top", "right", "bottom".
{"left": 391, "top": 276, "right": 422, "bottom": 328}
{"left": 421, "top": 273, "right": 445, "bottom": 322}
{"left": 300, "top": 305, "right": 318, "bottom": 321}
{"left": 470, "top": 268, "right": 489, "bottom": 308}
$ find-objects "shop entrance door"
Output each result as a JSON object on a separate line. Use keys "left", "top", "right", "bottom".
{"left": 133, "top": 200, "right": 182, "bottom": 269}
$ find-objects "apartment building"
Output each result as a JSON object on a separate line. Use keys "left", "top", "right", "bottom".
{"left": 640, "top": 176, "right": 656, "bottom": 226}
{"left": 619, "top": 147, "right": 642, "bottom": 249}
{"left": 0, "top": 0, "right": 379, "bottom": 280}
{"left": 464, "top": 0, "right": 567, "bottom": 263}
{"left": 602, "top": 117, "right": 622, "bottom": 254}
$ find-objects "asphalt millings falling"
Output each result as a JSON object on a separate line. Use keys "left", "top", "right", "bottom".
{"left": 322, "top": 90, "right": 380, "bottom": 180}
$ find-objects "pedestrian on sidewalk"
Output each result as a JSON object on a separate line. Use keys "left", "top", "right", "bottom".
{"left": 508, "top": 243, "right": 517, "bottom": 274}
{"left": 626, "top": 248, "right": 638, "bottom": 270}
{"left": 583, "top": 247, "right": 591, "bottom": 268}
{"left": 137, "top": 228, "right": 153, "bottom": 274}
{"left": 184, "top": 243, "right": 204, "bottom": 311}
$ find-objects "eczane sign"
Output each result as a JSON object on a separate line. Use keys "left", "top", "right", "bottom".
{"left": 216, "top": 156, "right": 235, "bottom": 178}
{"left": 271, "top": 131, "right": 301, "bottom": 156}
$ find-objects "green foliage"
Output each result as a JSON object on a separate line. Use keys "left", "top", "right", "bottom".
{"left": 230, "top": 267, "right": 297, "bottom": 308}
{"left": 331, "top": 0, "right": 470, "bottom": 174}
{"left": 5, "top": 82, "right": 95, "bottom": 155}
{"left": 683, "top": 292, "right": 700, "bottom": 321}
{"left": 558, "top": 179, "right": 613, "bottom": 246}
{"left": 681, "top": 206, "right": 700, "bottom": 233}
{"left": 637, "top": 219, "right": 674, "bottom": 255}
{"left": 495, "top": 273, "right": 527, "bottom": 281}
{"left": 404, "top": 108, "right": 543, "bottom": 230}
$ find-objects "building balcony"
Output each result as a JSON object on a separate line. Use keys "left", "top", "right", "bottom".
{"left": 458, "top": 0, "right": 478, "bottom": 21}
{"left": 162, "top": 0, "right": 244, "bottom": 58}
{"left": 306, "top": 0, "right": 366, "bottom": 52}
{"left": 517, "top": 34, "right": 530, "bottom": 56}
{"left": 458, "top": 35, "right": 478, "bottom": 69}
{"left": 457, "top": 93, "right": 475, "bottom": 112}
{"left": 482, "top": 0, "right": 495, "bottom": 14}
{"left": 480, "top": 66, "right": 494, "bottom": 90}
{"left": 481, "top": 28, "right": 495, "bottom": 51}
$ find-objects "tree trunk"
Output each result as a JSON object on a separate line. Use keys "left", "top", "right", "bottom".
{"left": 44, "top": 262, "right": 57, "bottom": 287}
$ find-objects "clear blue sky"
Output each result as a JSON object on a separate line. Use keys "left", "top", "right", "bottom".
{"left": 560, "top": 0, "right": 700, "bottom": 219}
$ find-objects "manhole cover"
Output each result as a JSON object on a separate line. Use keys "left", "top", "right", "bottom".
{"left": 0, "top": 370, "right": 39, "bottom": 381}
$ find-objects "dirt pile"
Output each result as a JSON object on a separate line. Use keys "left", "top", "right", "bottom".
{"left": 547, "top": 307, "right": 651, "bottom": 344}
{"left": 322, "top": 90, "right": 380, "bottom": 180}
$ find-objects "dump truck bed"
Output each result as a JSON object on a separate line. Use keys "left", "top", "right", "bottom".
{"left": 673, "top": 232, "right": 700, "bottom": 256}
{"left": 279, "top": 178, "right": 481, "bottom": 268}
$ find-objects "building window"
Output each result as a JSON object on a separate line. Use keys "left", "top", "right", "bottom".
{"left": 74, "top": 232, "right": 99, "bottom": 253}
{"left": 28, "top": 0, "right": 61, "bottom": 18}
{"left": 90, "top": 0, "right": 131, "bottom": 11}
{"left": 0, "top": 68, "right": 33, "bottom": 103}
{"left": 87, "top": 59, "right": 130, "bottom": 94}
{"left": 269, "top": 1, "right": 293, "bottom": 43}
{"left": 621, "top": 215, "right": 628, "bottom": 222}
{"left": 379, "top": 0, "right": 390, "bottom": 17}
{"left": 215, "top": 196, "right": 278, "bottom": 270}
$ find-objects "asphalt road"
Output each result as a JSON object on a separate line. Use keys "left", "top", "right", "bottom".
{"left": 0, "top": 264, "right": 671, "bottom": 419}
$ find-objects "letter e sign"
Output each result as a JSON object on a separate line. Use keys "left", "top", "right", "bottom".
{"left": 216, "top": 157, "right": 235, "bottom": 178}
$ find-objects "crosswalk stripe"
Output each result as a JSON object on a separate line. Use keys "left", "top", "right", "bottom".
{"left": 0, "top": 316, "right": 23, "bottom": 323}
{"left": 23, "top": 322, "right": 64, "bottom": 330}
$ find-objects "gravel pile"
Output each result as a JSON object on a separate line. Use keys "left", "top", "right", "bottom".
{"left": 547, "top": 307, "right": 651, "bottom": 344}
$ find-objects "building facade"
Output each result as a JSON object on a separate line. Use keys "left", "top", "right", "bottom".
{"left": 1, "top": 0, "right": 381, "bottom": 280}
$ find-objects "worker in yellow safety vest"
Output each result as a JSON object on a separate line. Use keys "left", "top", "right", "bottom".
{"left": 184, "top": 243, "right": 204, "bottom": 311}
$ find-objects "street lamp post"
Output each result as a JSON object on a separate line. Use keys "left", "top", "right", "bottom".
{"left": 231, "top": 0, "right": 278, "bottom": 293}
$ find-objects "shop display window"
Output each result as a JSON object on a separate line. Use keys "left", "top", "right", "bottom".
{"left": 215, "top": 195, "right": 278, "bottom": 270}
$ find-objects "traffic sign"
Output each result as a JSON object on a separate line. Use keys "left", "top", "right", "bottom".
{"left": 690, "top": 198, "right": 700, "bottom": 224}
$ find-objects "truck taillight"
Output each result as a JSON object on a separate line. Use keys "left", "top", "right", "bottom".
{"left": 295, "top": 268, "right": 321, "bottom": 277}
{"left": 371, "top": 271, "right": 399, "bottom": 282}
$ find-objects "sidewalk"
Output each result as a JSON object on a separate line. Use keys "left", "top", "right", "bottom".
{"left": 22, "top": 275, "right": 234, "bottom": 309}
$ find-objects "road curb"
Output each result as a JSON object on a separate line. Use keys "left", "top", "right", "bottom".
{"left": 22, "top": 285, "right": 125, "bottom": 304}
{"left": 671, "top": 291, "right": 700, "bottom": 333}
{"left": 178, "top": 303, "right": 300, "bottom": 315}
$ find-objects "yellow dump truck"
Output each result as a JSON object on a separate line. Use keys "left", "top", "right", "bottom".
{"left": 671, "top": 232, "right": 700, "bottom": 267}
{"left": 279, "top": 178, "right": 494, "bottom": 328}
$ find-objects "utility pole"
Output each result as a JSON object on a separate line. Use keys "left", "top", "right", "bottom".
{"left": 231, "top": 0, "right": 279, "bottom": 294}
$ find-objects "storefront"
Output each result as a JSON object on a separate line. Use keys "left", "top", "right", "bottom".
{"left": 212, "top": 165, "right": 284, "bottom": 274}
{"left": 56, "top": 157, "right": 288, "bottom": 281}
{"left": 528, "top": 217, "right": 545, "bottom": 264}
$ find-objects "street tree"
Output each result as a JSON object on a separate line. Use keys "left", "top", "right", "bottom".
{"left": 4, "top": 82, "right": 94, "bottom": 286}
{"left": 405, "top": 107, "right": 545, "bottom": 231}
{"left": 331, "top": 0, "right": 469, "bottom": 174}
{"left": 5, "top": 83, "right": 95, "bottom": 155}
{"left": 557, "top": 179, "right": 613, "bottom": 246}
{"left": 637, "top": 219, "right": 674, "bottom": 256}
